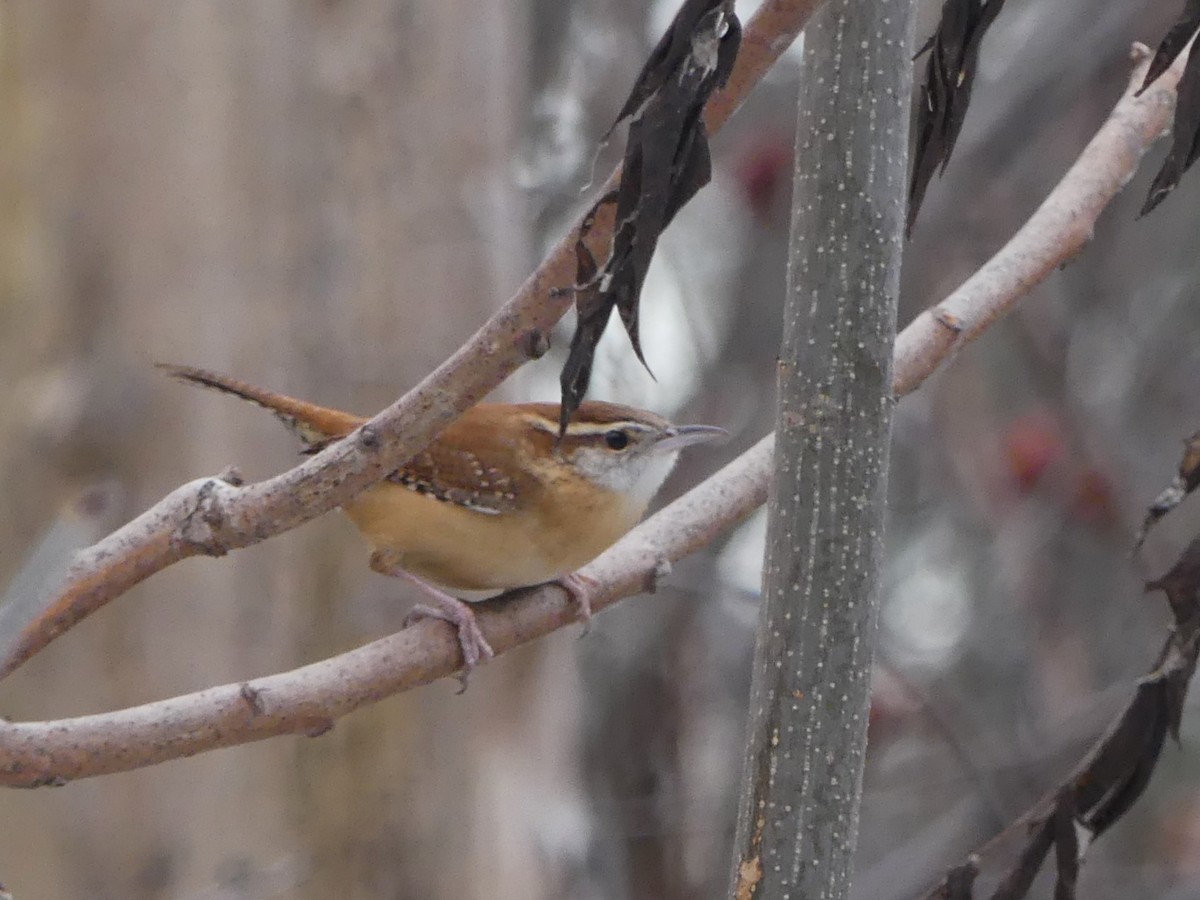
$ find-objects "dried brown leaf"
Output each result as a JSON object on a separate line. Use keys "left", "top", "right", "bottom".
{"left": 1139, "top": 0, "right": 1200, "bottom": 94}
{"left": 908, "top": 0, "right": 1007, "bottom": 237}
{"left": 1135, "top": 430, "right": 1200, "bottom": 548}
{"left": 559, "top": 0, "right": 741, "bottom": 432}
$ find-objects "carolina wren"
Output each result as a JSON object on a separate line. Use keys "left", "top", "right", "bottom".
{"left": 162, "top": 365, "right": 727, "bottom": 677}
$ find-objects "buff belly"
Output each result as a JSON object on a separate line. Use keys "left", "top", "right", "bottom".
{"left": 342, "top": 482, "right": 641, "bottom": 593}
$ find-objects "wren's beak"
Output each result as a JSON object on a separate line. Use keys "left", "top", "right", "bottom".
{"left": 653, "top": 424, "right": 730, "bottom": 454}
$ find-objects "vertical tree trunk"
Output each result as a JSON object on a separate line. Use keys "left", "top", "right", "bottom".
{"left": 729, "top": 1, "right": 915, "bottom": 897}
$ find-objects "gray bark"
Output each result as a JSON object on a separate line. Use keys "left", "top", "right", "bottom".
{"left": 728, "top": 1, "right": 915, "bottom": 897}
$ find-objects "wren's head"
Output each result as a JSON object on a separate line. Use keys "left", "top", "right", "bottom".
{"left": 521, "top": 401, "right": 728, "bottom": 514}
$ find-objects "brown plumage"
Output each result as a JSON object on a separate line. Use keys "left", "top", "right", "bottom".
{"left": 160, "top": 365, "right": 689, "bottom": 592}
{"left": 161, "top": 364, "right": 726, "bottom": 676}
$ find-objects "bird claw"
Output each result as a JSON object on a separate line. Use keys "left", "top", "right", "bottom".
{"left": 405, "top": 598, "right": 495, "bottom": 693}
{"left": 557, "top": 572, "right": 599, "bottom": 637}
{"left": 382, "top": 564, "right": 495, "bottom": 691}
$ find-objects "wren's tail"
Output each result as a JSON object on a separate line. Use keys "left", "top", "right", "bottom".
{"left": 158, "top": 364, "right": 366, "bottom": 448}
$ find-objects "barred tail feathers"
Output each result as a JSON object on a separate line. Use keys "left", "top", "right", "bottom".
{"left": 158, "top": 364, "right": 365, "bottom": 446}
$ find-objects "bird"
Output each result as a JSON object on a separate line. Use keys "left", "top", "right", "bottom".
{"left": 161, "top": 365, "right": 727, "bottom": 681}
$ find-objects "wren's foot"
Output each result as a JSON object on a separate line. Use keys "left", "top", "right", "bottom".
{"left": 406, "top": 596, "right": 495, "bottom": 690}
{"left": 386, "top": 568, "right": 494, "bottom": 690}
{"left": 557, "top": 572, "right": 599, "bottom": 636}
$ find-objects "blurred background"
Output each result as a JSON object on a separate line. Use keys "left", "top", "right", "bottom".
{"left": 1, "top": 0, "right": 1200, "bottom": 897}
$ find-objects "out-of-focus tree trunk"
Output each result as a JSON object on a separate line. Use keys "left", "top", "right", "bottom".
{"left": 728, "top": 0, "right": 913, "bottom": 897}
{"left": 0, "top": 3, "right": 608, "bottom": 899}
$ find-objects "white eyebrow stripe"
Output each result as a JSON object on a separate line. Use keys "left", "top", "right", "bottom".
{"left": 526, "top": 419, "right": 655, "bottom": 437}
{"left": 566, "top": 423, "right": 647, "bottom": 436}
{"left": 523, "top": 415, "right": 560, "bottom": 435}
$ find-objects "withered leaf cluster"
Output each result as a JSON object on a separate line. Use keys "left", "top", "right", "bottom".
{"left": 558, "top": 0, "right": 740, "bottom": 434}
{"left": 1138, "top": 0, "right": 1200, "bottom": 215}
{"left": 907, "top": 0, "right": 1007, "bottom": 237}
{"left": 925, "top": 453, "right": 1200, "bottom": 898}
{"left": 981, "top": 617, "right": 1194, "bottom": 900}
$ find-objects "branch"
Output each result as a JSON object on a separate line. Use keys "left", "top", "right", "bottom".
{"left": 893, "top": 41, "right": 1185, "bottom": 399}
{"left": 0, "top": 437, "right": 773, "bottom": 786}
{"left": 0, "top": 0, "right": 826, "bottom": 678}
{"left": 0, "top": 37, "right": 1187, "bottom": 787}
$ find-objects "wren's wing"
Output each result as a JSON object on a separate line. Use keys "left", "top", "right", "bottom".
{"left": 387, "top": 407, "right": 543, "bottom": 517}
{"left": 389, "top": 446, "right": 524, "bottom": 516}
{"left": 165, "top": 365, "right": 532, "bottom": 516}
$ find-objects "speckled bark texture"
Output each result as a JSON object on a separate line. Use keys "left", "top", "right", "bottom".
{"left": 730, "top": 1, "right": 914, "bottom": 898}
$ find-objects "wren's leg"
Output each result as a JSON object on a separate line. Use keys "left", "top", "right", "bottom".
{"left": 380, "top": 566, "right": 494, "bottom": 686}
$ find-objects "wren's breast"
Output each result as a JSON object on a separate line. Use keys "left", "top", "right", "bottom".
{"left": 341, "top": 481, "right": 643, "bottom": 594}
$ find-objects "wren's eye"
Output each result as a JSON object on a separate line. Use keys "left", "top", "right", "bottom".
{"left": 604, "top": 429, "right": 630, "bottom": 450}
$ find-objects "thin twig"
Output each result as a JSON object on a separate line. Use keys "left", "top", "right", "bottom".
{"left": 920, "top": 540, "right": 1200, "bottom": 900}
{"left": 0, "top": 0, "right": 825, "bottom": 679}
{"left": 0, "top": 40, "right": 1185, "bottom": 785}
